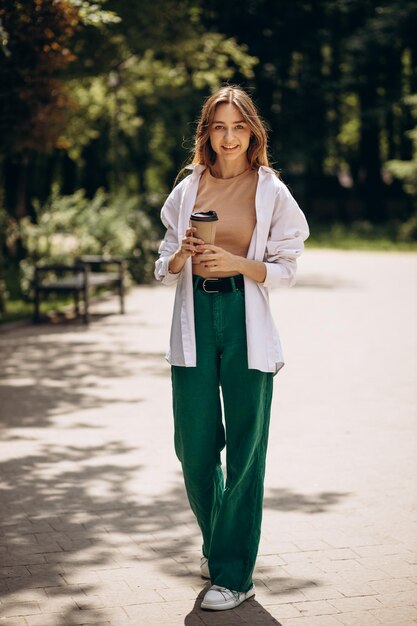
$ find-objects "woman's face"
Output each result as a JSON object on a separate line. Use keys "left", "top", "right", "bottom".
{"left": 208, "top": 103, "right": 252, "bottom": 167}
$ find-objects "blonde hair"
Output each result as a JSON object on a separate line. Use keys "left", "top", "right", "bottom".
{"left": 193, "top": 85, "right": 270, "bottom": 169}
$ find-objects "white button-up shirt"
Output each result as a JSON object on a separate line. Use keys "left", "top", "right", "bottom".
{"left": 154, "top": 164, "right": 309, "bottom": 374}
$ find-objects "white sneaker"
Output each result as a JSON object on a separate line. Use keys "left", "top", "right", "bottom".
{"left": 200, "top": 556, "right": 210, "bottom": 579}
{"left": 201, "top": 583, "right": 255, "bottom": 610}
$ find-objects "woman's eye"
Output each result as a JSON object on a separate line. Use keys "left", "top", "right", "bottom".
{"left": 212, "top": 124, "right": 246, "bottom": 130}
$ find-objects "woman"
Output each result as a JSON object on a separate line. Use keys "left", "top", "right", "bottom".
{"left": 155, "top": 85, "right": 309, "bottom": 611}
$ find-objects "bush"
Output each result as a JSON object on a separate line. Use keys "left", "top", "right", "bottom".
{"left": 19, "top": 186, "right": 159, "bottom": 296}
{"left": 398, "top": 212, "right": 417, "bottom": 242}
{"left": 306, "top": 219, "right": 417, "bottom": 250}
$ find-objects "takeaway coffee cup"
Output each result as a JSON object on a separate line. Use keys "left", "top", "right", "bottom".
{"left": 190, "top": 210, "right": 218, "bottom": 245}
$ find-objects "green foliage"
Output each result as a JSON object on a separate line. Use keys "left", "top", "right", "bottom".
{"left": 0, "top": 0, "right": 80, "bottom": 154}
{"left": 0, "top": 294, "right": 75, "bottom": 324}
{"left": 386, "top": 94, "right": 417, "bottom": 240}
{"left": 386, "top": 95, "right": 417, "bottom": 195}
{"left": 387, "top": 157, "right": 417, "bottom": 196}
{"left": 26, "top": 187, "right": 135, "bottom": 257}
{"left": 18, "top": 187, "right": 159, "bottom": 294}
{"left": 66, "top": 0, "right": 120, "bottom": 25}
{"left": 2, "top": 0, "right": 417, "bottom": 314}
{"left": 307, "top": 220, "right": 417, "bottom": 250}
{"left": 61, "top": 35, "right": 256, "bottom": 164}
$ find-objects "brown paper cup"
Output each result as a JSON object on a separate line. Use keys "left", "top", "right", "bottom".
{"left": 190, "top": 219, "right": 217, "bottom": 244}
{"left": 190, "top": 211, "right": 218, "bottom": 245}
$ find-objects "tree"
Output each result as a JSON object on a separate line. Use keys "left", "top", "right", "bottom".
{"left": 200, "top": 0, "right": 417, "bottom": 223}
{"left": 0, "top": 0, "right": 257, "bottom": 311}
{"left": 386, "top": 94, "right": 417, "bottom": 240}
{"left": 0, "top": 0, "right": 118, "bottom": 309}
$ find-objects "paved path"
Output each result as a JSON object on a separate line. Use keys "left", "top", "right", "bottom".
{"left": 0, "top": 249, "right": 416, "bottom": 626}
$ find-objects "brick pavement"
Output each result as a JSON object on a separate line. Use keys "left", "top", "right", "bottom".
{"left": 0, "top": 249, "right": 416, "bottom": 626}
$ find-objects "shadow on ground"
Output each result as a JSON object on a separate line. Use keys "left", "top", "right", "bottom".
{"left": 0, "top": 315, "right": 351, "bottom": 625}
{"left": 0, "top": 435, "right": 350, "bottom": 624}
{"left": 264, "top": 488, "right": 350, "bottom": 514}
{"left": 185, "top": 584, "right": 282, "bottom": 625}
{"left": 0, "top": 321, "right": 166, "bottom": 430}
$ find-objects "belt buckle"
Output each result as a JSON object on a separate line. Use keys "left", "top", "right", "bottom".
{"left": 202, "top": 278, "right": 219, "bottom": 293}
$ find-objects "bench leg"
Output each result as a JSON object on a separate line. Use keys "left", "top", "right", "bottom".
{"left": 74, "top": 290, "right": 80, "bottom": 317}
{"left": 83, "top": 286, "right": 90, "bottom": 324}
{"left": 119, "top": 281, "right": 125, "bottom": 314}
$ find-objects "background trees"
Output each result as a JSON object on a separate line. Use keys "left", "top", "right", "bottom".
{"left": 201, "top": 0, "right": 417, "bottom": 223}
{"left": 1, "top": 0, "right": 416, "bottom": 314}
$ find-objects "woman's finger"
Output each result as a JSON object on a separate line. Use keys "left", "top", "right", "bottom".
{"left": 180, "top": 243, "right": 196, "bottom": 254}
{"left": 183, "top": 235, "right": 204, "bottom": 245}
{"left": 198, "top": 244, "right": 221, "bottom": 253}
{"left": 198, "top": 253, "right": 217, "bottom": 261}
{"left": 185, "top": 228, "right": 204, "bottom": 242}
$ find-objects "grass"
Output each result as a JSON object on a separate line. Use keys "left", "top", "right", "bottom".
{"left": 307, "top": 222, "right": 417, "bottom": 252}
{"left": 0, "top": 287, "right": 117, "bottom": 326}
{"left": 0, "top": 295, "right": 76, "bottom": 325}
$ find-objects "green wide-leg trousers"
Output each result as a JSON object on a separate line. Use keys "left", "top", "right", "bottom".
{"left": 171, "top": 277, "right": 273, "bottom": 593}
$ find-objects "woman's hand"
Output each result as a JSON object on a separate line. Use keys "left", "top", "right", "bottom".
{"left": 196, "top": 244, "right": 267, "bottom": 282}
{"left": 168, "top": 227, "right": 204, "bottom": 274}
{"left": 196, "top": 244, "right": 241, "bottom": 273}
{"left": 179, "top": 227, "right": 204, "bottom": 259}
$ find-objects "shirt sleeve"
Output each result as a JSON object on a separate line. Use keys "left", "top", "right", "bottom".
{"left": 154, "top": 179, "right": 186, "bottom": 286}
{"left": 262, "top": 181, "right": 310, "bottom": 289}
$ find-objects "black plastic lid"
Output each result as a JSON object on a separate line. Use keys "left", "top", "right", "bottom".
{"left": 190, "top": 210, "right": 218, "bottom": 222}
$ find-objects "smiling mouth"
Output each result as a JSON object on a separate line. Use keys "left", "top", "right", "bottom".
{"left": 222, "top": 145, "right": 239, "bottom": 151}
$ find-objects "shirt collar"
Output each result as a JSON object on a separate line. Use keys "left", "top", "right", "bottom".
{"left": 185, "top": 163, "right": 206, "bottom": 175}
{"left": 258, "top": 165, "right": 276, "bottom": 176}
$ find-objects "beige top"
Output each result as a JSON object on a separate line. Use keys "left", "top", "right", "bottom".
{"left": 192, "top": 166, "right": 258, "bottom": 277}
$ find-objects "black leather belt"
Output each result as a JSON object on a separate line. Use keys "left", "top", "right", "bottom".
{"left": 193, "top": 275, "right": 245, "bottom": 293}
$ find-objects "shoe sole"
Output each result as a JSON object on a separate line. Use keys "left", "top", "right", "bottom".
{"left": 201, "top": 586, "right": 255, "bottom": 611}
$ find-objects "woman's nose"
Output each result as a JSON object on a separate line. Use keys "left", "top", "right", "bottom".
{"left": 224, "top": 128, "right": 234, "bottom": 141}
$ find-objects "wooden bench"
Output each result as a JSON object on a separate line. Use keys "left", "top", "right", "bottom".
{"left": 33, "top": 256, "right": 125, "bottom": 324}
